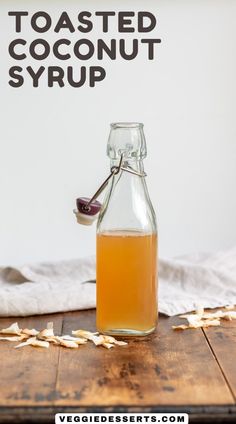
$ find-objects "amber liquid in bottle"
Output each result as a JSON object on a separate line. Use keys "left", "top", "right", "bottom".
{"left": 96, "top": 231, "right": 157, "bottom": 335}
{"left": 96, "top": 122, "right": 158, "bottom": 336}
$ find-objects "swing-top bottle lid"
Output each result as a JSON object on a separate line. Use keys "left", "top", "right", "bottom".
{"left": 107, "top": 122, "right": 147, "bottom": 160}
{"left": 74, "top": 197, "right": 101, "bottom": 226}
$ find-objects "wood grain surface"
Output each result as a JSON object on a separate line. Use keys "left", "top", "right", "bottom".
{"left": 203, "top": 318, "right": 236, "bottom": 399}
{"left": 0, "top": 310, "right": 235, "bottom": 423}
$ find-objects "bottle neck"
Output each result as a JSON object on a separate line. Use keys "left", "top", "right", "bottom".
{"left": 107, "top": 157, "right": 149, "bottom": 210}
{"left": 97, "top": 122, "right": 156, "bottom": 234}
{"left": 110, "top": 157, "right": 145, "bottom": 176}
{"left": 97, "top": 156, "right": 156, "bottom": 234}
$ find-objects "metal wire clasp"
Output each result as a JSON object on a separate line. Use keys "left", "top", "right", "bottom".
{"left": 85, "top": 154, "right": 146, "bottom": 208}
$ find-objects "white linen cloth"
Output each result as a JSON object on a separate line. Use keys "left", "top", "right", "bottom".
{"left": 0, "top": 247, "right": 236, "bottom": 317}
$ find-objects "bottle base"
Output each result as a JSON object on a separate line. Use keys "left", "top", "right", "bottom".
{"left": 97, "top": 326, "right": 156, "bottom": 337}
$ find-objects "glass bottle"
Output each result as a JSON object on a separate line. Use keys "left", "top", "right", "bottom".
{"left": 96, "top": 122, "right": 158, "bottom": 336}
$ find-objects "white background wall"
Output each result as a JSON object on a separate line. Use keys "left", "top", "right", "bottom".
{"left": 0, "top": 0, "right": 236, "bottom": 265}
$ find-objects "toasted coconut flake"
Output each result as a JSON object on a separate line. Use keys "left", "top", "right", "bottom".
{"left": 72, "top": 329, "right": 101, "bottom": 345}
{"left": 22, "top": 328, "right": 39, "bottom": 336}
{"left": 202, "top": 311, "right": 224, "bottom": 320}
{"left": 45, "top": 335, "right": 86, "bottom": 346}
{"left": 0, "top": 322, "right": 22, "bottom": 335}
{"left": 14, "top": 337, "right": 37, "bottom": 348}
{"left": 99, "top": 335, "right": 116, "bottom": 344}
{"left": 180, "top": 310, "right": 224, "bottom": 321}
{"left": 92, "top": 334, "right": 127, "bottom": 348}
{"left": 200, "top": 311, "right": 236, "bottom": 321}
{"left": 100, "top": 334, "right": 116, "bottom": 343}
{"left": 59, "top": 339, "right": 78, "bottom": 349}
{"left": 72, "top": 329, "right": 98, "bottom": 339}
{"left": 92, "top": 335, "right": 107, "bottom": 346}
{"left": 0, "top": 335, "right": 28, "bottom": 342}
{"left": 113, "top": 340, "right": 128, "bottom": 346}
{"left": 99, "top": 335, "right": 128, "bottom": 346}
{"left": 200, "top": 319, "right": 221, "bottom": 328}
{"left": 102, "top": 342, "right": 114, "bottom": 349}
{"left": 221, "top": 311, "right": 236, "bottom": 320}
{"left": 30, "top": 339, "right": 49, "bottom": 348}
{"left": 15, "top": 337, "right": 49, "bottom": 349}
{"left": 173, "top": 318, "right": 221, "bottom": 330}
{"left": 174, "top": 306, "right": 232, "bottom": 331}
{"left": 172, "top": 324, "right": 189, "bottom": 330}
{"left": 71, "top": 330, "right": 127, "bottom": 347}
{"left": 179, "top": 314, "right": 203, "bottom": 328}
{"left": 19, "top": 334, "right": 30, "bottom": 340}
{"left": 44, "top": 337, "right": 60, "bottom": 345}
{"left": 37, "top": 329, "right": 53, "bottom": 340}
{"left": 90, "top": 334, "right": 127, "bottom": 348}
{"left": 186, "top": 316, "right": 202, "bottom": 326}
{"left": 0, "top": 322, "right": 126, "bottom": 350}
{"left": 225, "top": 305, "right": 235, "bottom": 310}
{"left": 37, "top": 323, "right": 54, "bottom": 340}
{"left": 180, "top": 307, "right": 236, "bottom": 326}
{"left": 60, "top": 335, "right": 87, "bottom": 344}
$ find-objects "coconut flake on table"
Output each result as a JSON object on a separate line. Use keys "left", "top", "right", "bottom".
{"left": 22, "top": 328, "right": 39, "bottom": 336}
{"left": 72, "top": 329, "right": 127, "bottom": 348}
{"left": 59, "top": 339, "right": 79, "bottom": 349}
{"left": 0, "top": 335, "right": 28, "bottom": 342}
{"left": 0, "top": 321, "right": 128, "bottom": 350}
{"left": 225, "top": 304, "right": 235, "bottom": 310}
{"left": 172, "top": 318, "right": 221, "bottom": 330}
{"left": 173, "top": 306, "right": 236, "bottom": 330}
{"left": 60, "top": 335, "right": 87, "bottom": 344}
{"left": 37, "top": 322, "right": 54, "bottom": 340}
{"left": 0, "top": 322, "right": 22, "bottom": 335}
{"left": 14, "top": 337, "right": 50, "bottom": 349}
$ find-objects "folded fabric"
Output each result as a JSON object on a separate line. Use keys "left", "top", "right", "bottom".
{"left": 0, "top": 247, "right": 236, "bottom": 317}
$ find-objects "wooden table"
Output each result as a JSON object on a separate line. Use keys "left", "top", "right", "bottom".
{"left": 0, "top": 310, "right": 235, "bottom": 423}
